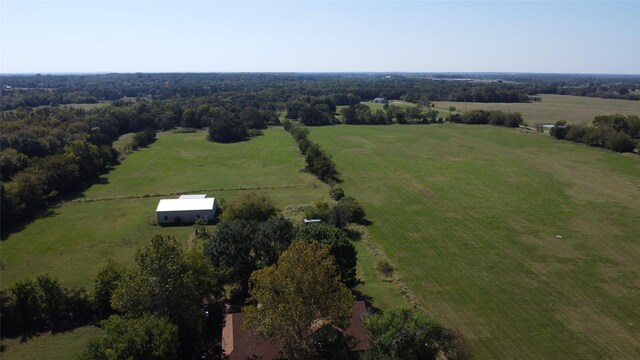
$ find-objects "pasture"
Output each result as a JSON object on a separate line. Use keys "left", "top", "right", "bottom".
{"left": 309, "top": 124, "right": 640, "bottom": 359}
{"left": 0, "top": 128, "right": 329, "bottom": 289}
{"left": 433, "top": 94, "right": 640, "bottom": 126}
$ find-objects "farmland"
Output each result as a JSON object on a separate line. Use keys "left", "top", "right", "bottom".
{"left": 433, "top": 94, "right": 640, "bottom": 126}
{"left": 309, "top": 124, "right": 640, "bottom": 359}
{"left": 0, "top": 128, "right": 329, "bottom": 289}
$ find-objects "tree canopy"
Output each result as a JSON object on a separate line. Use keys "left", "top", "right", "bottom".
{"left": 243, "top": 241, "right": 354, "bottom": 360}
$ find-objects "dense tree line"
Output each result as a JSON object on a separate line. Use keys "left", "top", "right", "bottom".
{"left": 448, "top": 109, "right": 524, "bottom": 128}
{"left": 0, "top": 274, "right": 94, "bottom": 337}
{"left": 284, "top": 121, "right": 338, "bottom": 182}
{"left": 341, "top": 103, "right": 441, "bottom": 125}
{"left": 550, "top": 114, "right": 639, "bottom": 153}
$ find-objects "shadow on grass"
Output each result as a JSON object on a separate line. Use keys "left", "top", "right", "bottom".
{"left": 1, "top": 173, "right": 113, "bottom": 240}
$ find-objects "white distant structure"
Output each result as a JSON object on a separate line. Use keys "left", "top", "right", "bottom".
{"left": 304, "top": 219, "right": 322, "bottom": 223}
{"left": 156, "top": 195, "right": 217, "bottom": 225}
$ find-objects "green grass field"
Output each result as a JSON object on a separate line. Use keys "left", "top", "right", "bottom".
{"left": 0, "top": 326, "right": 100, "bottom": 360}
{"left": 433, "top": 94, "right": 640, "bottom": 126}
{"left": 1, "top": 128, "right": 329, "bottom": 290}
{"left": 309, "top": 124, "right": 640, "bottom": 359}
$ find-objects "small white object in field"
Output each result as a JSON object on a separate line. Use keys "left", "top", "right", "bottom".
{"left": 555, "top": 235, "right": 563, "bottom": 239}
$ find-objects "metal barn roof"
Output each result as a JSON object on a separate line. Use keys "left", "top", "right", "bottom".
{"left": 156, "top": 198, "right": 216, "bottom": 212}
{"left": 179, "top": 194, "right": 208, "bottom": 199}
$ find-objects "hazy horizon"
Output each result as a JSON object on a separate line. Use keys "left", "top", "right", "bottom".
{"left": 2, "top": 1, "right": 639, "bottom": 74}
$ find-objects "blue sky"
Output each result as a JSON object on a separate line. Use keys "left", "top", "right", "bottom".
{"left": 1, "top": 1, "right": 639, "bottom": 74}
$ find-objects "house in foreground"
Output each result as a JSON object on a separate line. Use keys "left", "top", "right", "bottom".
{"left": 222, "top": 301, "right": 370, "bottom": 360}
{"left": 156, "top": 194, "right": 217, "bottom": 225}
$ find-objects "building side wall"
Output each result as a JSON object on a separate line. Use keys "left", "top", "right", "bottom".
{"left": 156, "top": 208, "right": 216, "bottom": 225}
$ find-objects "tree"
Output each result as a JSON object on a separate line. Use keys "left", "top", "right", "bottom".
{"left": 364, "top": 308, "right": 453, "bottom": 360}
{"left": 80, "top": 314, "right": 178, "bottom": 360}
{"left": 550, "top": 120, "right": 567, "bottom": 139}
{"left": 220, "top": 192, "right": 278, "bottom": 223}
{"left": 296, "top": 223, "right": 358, "bottom": 288}
{"left": 94, "top": 259, "right": 125, "bottom": 317}
{"left": 254, "top": 215, "right": 296, "bottom": 267}
{"left": 243, "top": 242, "right": 354, "bottom": 360}
{"left": 204, "top": 219, "right": 256, "bottom": 302}
{"left": 111, "top": 235, "right": 222, "bottom": 358}
{"left": 207, "top": 109, "right": 246, "bottom": 143}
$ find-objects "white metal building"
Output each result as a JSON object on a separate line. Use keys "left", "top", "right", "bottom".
{"left": 156, "top": 195, "right": 217, "bottom": 225}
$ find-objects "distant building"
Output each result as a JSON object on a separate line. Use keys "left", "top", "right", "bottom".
{"left": 373, "top": 97, "right": 388, "bottom": 104}
{"left": 303, "top": 219, "right": 322, "bottom": 223}
{"left": 221, "top": 301, "right": 370, "bottom": 360}
{"left": 156, "top": 195, "right": 217, "bottom": 225}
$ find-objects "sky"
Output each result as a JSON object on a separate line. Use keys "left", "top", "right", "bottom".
{"left": 1, "top": 1, "right": 639, "bottom": 74}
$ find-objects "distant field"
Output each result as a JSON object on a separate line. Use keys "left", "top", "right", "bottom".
{"left": 310, "top": 124, "right": 640, "bottom": 359}
{"left": 1, "top": 128, "right": 329, "bottom": 289}
{"left": 433, "top": 94, "right": 640, "bottom": 126}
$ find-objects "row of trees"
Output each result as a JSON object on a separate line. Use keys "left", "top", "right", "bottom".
{"left": 341, "top": 103, "right": 441, "bottom": 125}
{"left": 1, "top": 139, "right": 117, "bottom": 229}
{"left": 449, "top": 109, "right": 524, "bottom": 127}
{"left": 551, "top": 114, "right": 639, "bottom": 153}
{"left": 0, "top": 274, "right": 94, "bottom": 336}
{"left": 285, "top": 121, "right": 339, "bottom": 183}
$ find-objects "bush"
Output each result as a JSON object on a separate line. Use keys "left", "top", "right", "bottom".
{"left": 376, "top": 260, "right": 395, "bottom": 277}
{"left": 221, "top": 192, "right": 278, "bottom": 223}
{"left": 329, "top": 187, "right": 345, "bottom": 201}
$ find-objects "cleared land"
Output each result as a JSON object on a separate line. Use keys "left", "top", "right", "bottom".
{"left": 1, "top": 128, "right": 329, "bottom": 290}
{"left": 433, "top": 94, "right": 640, "bottom": 126}
{"left": 310, "top": 124, "right": 640, "bottom": 359}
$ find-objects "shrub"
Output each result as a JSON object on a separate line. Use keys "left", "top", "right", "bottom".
{"left": 329, "top": 187, "right": 345, "bottom": 201}
{"left": 375, "top": 260, "right": 395, "bottom": 277}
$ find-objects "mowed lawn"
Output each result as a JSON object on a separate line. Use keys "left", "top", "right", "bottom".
{"left": 1, "top": 128, "right": 329, "bottom": 289}
{"left": 309, "top": 124, "right": 640, "bottom": 359}
{"left": 433, "top": 94, "right": 640, "bottom": 126}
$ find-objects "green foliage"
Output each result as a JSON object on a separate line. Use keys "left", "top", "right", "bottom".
{"left": 111, "top": 235, "right": 222, "bottom": 358}
{"left": 306, "top": 197, "right": 366, "bottom": 227}
{"left": 204, "top": 214, "right": 295, "bottom": 307}
{"left": 375, "top": 260, "right": 395, "bottom": 278}
{"left": 93, "top": 260, "right": 125, "bottom": 317}
{"left": 255, "top": 215, "right": 297, "bottom": 267}
{"left": 555, "top": 114, "right": 638, "bottom": 153}
{"left": 244, "top": 241, "right": 354, "bottom": 360}
{"left": 449, "top": 109, "right": 523, "bottom": 128}
{"left": 329, "top": 186, "right": 345, "bottom": 201}
{"left": 80, "top": 314, "right": 178, "bottom": 360}
{"left": 296, "top": 223, "right": 358, "bottom": 288}
{"left": 1, "top": 274, "right": 93, "bottom": 336}
{"left": 550, "top": 120, "right": 567, "bottom": 139}
{"left": 220, "top": 192, "right": 278, "bottom": 223}
{"left": 208, "top": 112, "right": 247, "bottom": 143}
{"left": 338, "top": 196, "right": 366, "bottom": 224}
{"left": 131, "top": 127, "right": 156, "bottom": 149}
{"left": 285, "top": 123, "right": 338, "bottom": 183}
{"left": 365, "top": 308, "right": 451, "bottom": 360}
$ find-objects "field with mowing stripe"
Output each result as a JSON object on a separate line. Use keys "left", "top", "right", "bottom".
{"left": 1, "top": 128, "right": 329, "bottom": 289}
{"left": 309, "top": 124, "right": 640, "bottom": 359}
{"left": 433, "top": 94, "right": 640, "bottom": 126}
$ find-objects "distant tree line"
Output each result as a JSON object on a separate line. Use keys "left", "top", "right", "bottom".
{"left": 5, "top": 73, "right": 637, "bottom": 112}
{"left": 550, "top": 114, "right": 639, "bottom": 153}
